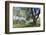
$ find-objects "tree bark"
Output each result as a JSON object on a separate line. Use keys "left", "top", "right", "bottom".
{"left": 33, "top": 16, "right": 37, "bottom": 25}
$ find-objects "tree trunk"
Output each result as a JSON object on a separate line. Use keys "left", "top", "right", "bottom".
{"left": 33, "top": 16, "right": 37, "bottom": 25}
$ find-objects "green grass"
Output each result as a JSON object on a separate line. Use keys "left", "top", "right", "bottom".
{"left": 13, "top": 20, "right": 40, "bottom": 28}
{"left": 13, "top": 20, "right": 26, "bottom": 28}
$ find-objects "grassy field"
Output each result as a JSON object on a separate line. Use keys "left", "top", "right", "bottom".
{"left": 13, "top": 20, "right": 40, "bottom": 28}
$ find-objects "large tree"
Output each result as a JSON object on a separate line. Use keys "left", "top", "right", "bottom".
{"left": 31, "top": 8, "right": 40, "bottom": 25}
